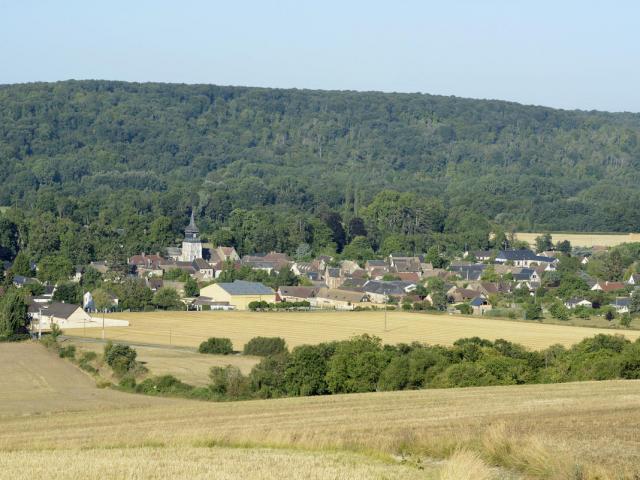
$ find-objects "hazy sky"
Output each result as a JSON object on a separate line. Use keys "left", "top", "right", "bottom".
{"left": 2, "top": 1, "right": 639, "bottom": 112}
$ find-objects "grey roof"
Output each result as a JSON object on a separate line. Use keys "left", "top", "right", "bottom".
{"left": 496, "top": 249, "right": 556, "bottom": 263}
{"left": 218, "top": 280, "right": 274, "bottom": 296}
{"left": 611, "top": 297, "right": 631, "bottom": 307}
{"left": 363, "top": 280, "right": 415, "bottom": 295}
{"left": 470, "top": 296, "right": 488, "bottom": 307}
{"left": 34, "top": 302, "right": 82, "bottom": 319}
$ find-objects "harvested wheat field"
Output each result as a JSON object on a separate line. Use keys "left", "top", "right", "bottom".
{"left": 515, "top": 231, "right": 639, "bottom": 248}
{"left": 66, "top": 310, "right": 640, "bottom": 351}
{"left": 2, "top": 342, "right": 640, "bottom": 479}
{"left": 67, "top": 339, "right": 260, "bottom": 385}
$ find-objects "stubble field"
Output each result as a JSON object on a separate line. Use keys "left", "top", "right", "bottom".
{"left": 2, "top": 342, "right": 640, "bottom": 479}
{"left": 65, "top": 310, "right": 640, "bottom": 351}
{"left": 515, "top": 231, "right": 638, "bottom": 248}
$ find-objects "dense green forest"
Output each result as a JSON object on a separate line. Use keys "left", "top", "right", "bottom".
{"left": 1, "top": 80, "right": 639, "bottom": 263}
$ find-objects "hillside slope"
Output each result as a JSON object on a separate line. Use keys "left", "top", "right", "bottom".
{"left": 1, "top": 343, "right": 639, "bottom": 478}
{"left": 1, "top": 80, "right": 640, "bottom": 233}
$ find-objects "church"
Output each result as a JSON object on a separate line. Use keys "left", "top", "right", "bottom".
{"left": 179, "top": 211, "right": 203, "bottom": 262}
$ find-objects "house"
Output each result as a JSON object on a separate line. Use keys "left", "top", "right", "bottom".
{"left": 30, "top": 302, "right": 93, "bottom": 328}
{"left": 12, "top": 275, "right": 38, "bottom": 288}
{"left": 565, "top": 298, "right": 593, "bottom": 309}
{"left": 129, "top": 253, "right": 164, "bottom": 271}
{"left": 324, "top": 267, "right": 343, "bottom": 289}
{"left": 512, "top": 268, "right": 540, "bottom": 283}
{"left": 163, "top": 280, "right": 186, "bottom": 296}
{"left": 340, "top": 260, "right": 363, "bottom": 276}
{"left": 627, "top": 274, "right": 640, "bottom": 286}
{"left": 365, "top": 260, "right": 387, "bottom": 274}
{"left": 363, "top": 280, "right": 416, "bottom": 304}
{"left": 83, "top": 291, "right": 119, "bottom": 312}
{"left": 449, "top": 264, "right": 486, "bottom": 281}
{"left": 494, "top": 249, "right": 558, "bottom": 268}
{"left": 199, "top": 280, "right": 276, "bottom": 310}
{"left": 470, "top": 296, "right": 492, "bottom": 315}
{"left": 591, "top": 281, "right": 626, "bottom": 293}
{"left": 277, "top": 286, "right": 319, "bottom": 302}
{"left": 192, "top": 258, "right": 214, "bottom": 280}
{"left": 471, "top": 250, "right": 493, "bottom": 262}
{"left": 312, "top": 287, "right": 370, "bottom": 310}
{"left": 210, "top": 246, "right": 240, "bottom": 264}
{"left": 610, "top": 297, "right": 631, "bottom": 314}
{"left": 448, "top": 287, "right": 484, "bottom": 303}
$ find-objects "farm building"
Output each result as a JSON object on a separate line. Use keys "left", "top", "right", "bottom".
{"left": 29, "top": 302, "right": 93, "bottom": 329}
{"left": 312, "top": 287, "right": 370, "bottom": 310}
{"left": 199, "top": 280, "right": 276, "bottom": 310}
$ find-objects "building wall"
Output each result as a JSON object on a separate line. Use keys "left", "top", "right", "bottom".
{"left": 199, "top": 284, "right": 276, "bottom": 310}
{"left": 180, "top": 241, "right": 202, "bottom": 262}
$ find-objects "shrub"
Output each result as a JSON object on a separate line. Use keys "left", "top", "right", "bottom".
{"left": 119, "top": 375, "right": 137, "bottom": 390}
{"left": 136, "top": 375, "right": 194, "bottom": 396}
{"left": 58, "top": 345, "right": 76, "bottom": 359}
{"left": 249, "top": 353, "right": 290, "bottom": 398}
{"left": 284, "top": 343, "right": 337, "bottom": 396}
{"left": 104, "top": 342, "right": 138, "bottom": 375}
{"left": 198, "top": 337, "right": 233, "bottom": 355}
{"left": 243, "top": 336, "right": 287, "bottom": 356}
{"left": 455, "top": 303, "right": 473, "bottom": 315}
{"left": 209, "top": 365, "right": 251, "bottom": 398}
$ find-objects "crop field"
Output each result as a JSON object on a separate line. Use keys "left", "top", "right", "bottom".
{"left": 515, "top": 231, "right": 639, "bottom": 248}
{"left": 2, "top": 342, "right": 640, "bottom": 479}
{"left": 65, "top": 310, "right": 640, "bottom": 351}
{"left": 67, "top": 338, "right": 260, "bottom": 385}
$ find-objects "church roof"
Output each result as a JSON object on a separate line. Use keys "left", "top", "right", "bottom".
{"left": 186, "top": 210, "right": 199, "bottom": 234}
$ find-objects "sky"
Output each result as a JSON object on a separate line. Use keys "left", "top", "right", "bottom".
{"left": 1, "top": 0, "right": 639, "bottom": 112}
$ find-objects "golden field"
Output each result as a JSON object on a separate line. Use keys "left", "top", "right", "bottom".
{"left": 67, "top": 339, "right": 260, "bottom": 385}
{"left": 65, "top": 310, "right": 640, "bottom": 351}
{"left": 515, "top": 231, "right": 639, "bottom": 248}
{"left": 2, "top": 342, "right": 640, "bottom": 479}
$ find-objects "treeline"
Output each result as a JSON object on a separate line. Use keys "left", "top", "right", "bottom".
{"left": 1, "top": 80, "right": 640, "bottom": 268}
{"left": 114, "top": 334, "right": 640, "bottom": 401}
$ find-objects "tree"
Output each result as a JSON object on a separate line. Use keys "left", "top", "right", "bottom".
{"left": 152, "top": 287, "right": 182, "bottom": 310}
{"left": 0, "top": 289, "right": 29, "bottom": 338}
{"left": 275, "top": 267, "right": 298, "bottom": 288}
{"left": 184, "top": 277, "right": 199, "bottom": 297}
{"left": 347, "top": 217, "right": 367, "bottom": 240}
{"left": 117, "top": 279, "right": 153, "bottom": 311}
{"left": 53, "top": 282, "right": 81, "bottom": 304}
{"left": 10, "top": 251, "right": 33, "bottom": 277}
{"left": 325, "top": 335, "right": 390, "bottom": 394}
{"left": 92, "top": 288, "right": 115, "bottom": 312}
{"left": 0, "top": 217, "right": 19, "bottom": 262}
{"left": 424, "top": 246, "right": 447, "bottom": 269}
{"left": 630, "top": 294, "right": 640, "bottom": 316}
{"left": 81, "top": 266, "right": 103, "bottom": 291}
{"left": 534, "top": 233, "right": 553, "bottom": 253}
{"left": 341, "top": 236, "right": 374, "bottom": 262}
{"left": 37, "top": 255, "right": 74, "bottom": 284}
{"left": 556, "top": 240, "right": 572, "bottom": 255}
{"left": 320, "top": 212, "right": 346, "bottom": 253}
{"left": 549, "top": 301, "right": 570, "bottom": 321}
{"left": 524, "top": 302, "right": 542, "bottom": 320}
{"left": 284, "top": 343, "right": 336, "bottom": 396}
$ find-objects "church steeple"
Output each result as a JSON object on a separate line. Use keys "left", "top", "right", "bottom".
{"left": 180, "top": 208, "right": 203, "bottom": 261}
{"left": 184, "top": 209, "right": 200, "bottom": 242}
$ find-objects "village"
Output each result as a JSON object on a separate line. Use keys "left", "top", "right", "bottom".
{"left": 5, "top": 213, "right": 639, "bottom": 331}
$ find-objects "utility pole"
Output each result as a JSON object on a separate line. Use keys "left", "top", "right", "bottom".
{"left": 102, "top": 308, "right": 105, "bottom": 340}
{"left": 38, "top": 308, "right": 42, "bottom": 339}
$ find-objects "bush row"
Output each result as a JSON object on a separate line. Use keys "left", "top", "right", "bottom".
{"left": 198, "top": 336, "right": 287, "bottom": 357}
{"left": 248, "top": 301, "right": 310, "bottom": 311}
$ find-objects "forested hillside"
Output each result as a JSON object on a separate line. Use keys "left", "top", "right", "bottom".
{"left": 0, "top": 80, "right": 639, "bottom": 263}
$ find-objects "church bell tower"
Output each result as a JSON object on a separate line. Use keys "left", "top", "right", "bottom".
{"left": 180, "top": 210, "right": 202, "bottom": 261}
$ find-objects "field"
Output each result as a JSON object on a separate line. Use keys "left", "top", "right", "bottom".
{"left": 515, "top": 231, "right": 639, "bottom": 248}
{"left": 2, "top": 342, "right": 640, "bottom": 479}
{"left": 67, "top": 338, "right": 260, "bottom": 385}
{"left": 65, "top": 310, "right": 640, "bottom": 351}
